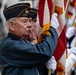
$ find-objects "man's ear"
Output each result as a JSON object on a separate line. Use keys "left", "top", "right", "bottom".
{"left": 8, "top": 21, "right": 15, "bottom": 31}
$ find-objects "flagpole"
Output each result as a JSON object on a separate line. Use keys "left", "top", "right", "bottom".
{"left": 71, "top": 13, "right": 76, "bottom": 27}
{"left": 48, "top": 69, "right": 52, "bottom": 75}
{"left": 52, "top": 0, "right": 56, "bottom": 14}
{"left": 65, "top": 0, "right": 70, "bottom": 18}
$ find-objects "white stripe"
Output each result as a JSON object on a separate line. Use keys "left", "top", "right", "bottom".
{"left": 56, "top": 14, "right": 65, "bottom": 37}
{"left": 59, "top": 50, "right": 66, "bottom": 67}
{"left": 43, "top": 0, "right": 50, "bottom": 25}
{"left": 56, "top": 0, "right": 63, "bottom": 8}
{"left": 68, "top": 5, "right": 75, "bottom": 14}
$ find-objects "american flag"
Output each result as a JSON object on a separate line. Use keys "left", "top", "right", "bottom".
{"left": 37, "top": 0, "right": 67, "bottom": 75}
{"left": 67, "top": 0, "right": 76, "bottom": 18}
{"left": 53, "top": 0, "right": 67, "bottom": 75}
{"left": 37, "top": 0, "right": 53, "bottom": 38}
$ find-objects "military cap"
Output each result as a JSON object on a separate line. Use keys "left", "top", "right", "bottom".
{"left": 29, "top": 8, "right": 38, "bottom": 22}
{"left": 3, "top": 3, "right": 31, "bottom": 20}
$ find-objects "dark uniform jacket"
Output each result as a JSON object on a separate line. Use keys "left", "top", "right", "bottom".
{"left": 0, "top": 27, "right": 58, "bottom": 75}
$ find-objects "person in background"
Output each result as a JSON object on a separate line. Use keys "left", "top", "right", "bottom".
{"left": 65, "top": 47, "right": 76, "bottom": 75}
{"left": 66, "top": 19, "right": 76, "bottom": 75}
{"left": 28, "top": 8, "right": 57, "bottom": 75}
{"left": 0, "top": 3, "right": 59, "bottom": 75}
{"left": 28, "top": 8, "right": 38, "bottom": 44}
{"left": 66, "top": 26, "right": 75, "bottom": 49}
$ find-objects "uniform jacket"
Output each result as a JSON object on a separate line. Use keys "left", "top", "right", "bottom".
{"left": 0, "top": 27, "right": 58, "bottom": 75}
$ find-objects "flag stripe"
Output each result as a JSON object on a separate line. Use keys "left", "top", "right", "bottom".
{"left": 38, "top": 0, "right": 45, "bottom": 27}
{"left": 47, "top": 0, "right": 53, "bottom": 20}
{"left": 70, "top": 0, "right": 76, "bottom": 7}
{"left": 67, "top": 0, "right": 76, "bottom": 18}
{"left": 64, "top": 0, "right": 67, "bottom": 9}
{"left": 53, "top": 25, "right": 66, "bottom": 61}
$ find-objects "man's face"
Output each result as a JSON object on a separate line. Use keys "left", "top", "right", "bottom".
{"left": 11, "top": 17, "right": 32, "bottom": 39}
{"left": 29, "top": 21, "right": 37, "bottom": 42}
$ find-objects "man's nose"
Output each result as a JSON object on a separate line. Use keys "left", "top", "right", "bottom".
{"left": 27, "top": 22, "right": 32, "bottom": 28}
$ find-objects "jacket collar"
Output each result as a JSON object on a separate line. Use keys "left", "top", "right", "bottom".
{"left": 8, "top": 33, "right": 21, "bottom": 40}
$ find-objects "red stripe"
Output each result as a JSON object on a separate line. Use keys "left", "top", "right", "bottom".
{"left": 67, "top": 0, "right": 76, "bottom": 16}
{"left": 68, "top": 11, "right": 73, "bottom": 15}
{"left": 53, "top": 26, "right": 67, "bottom": 61}
{"left": 64, "top": 0, "right": 67, "bottom": 9}
{"left": 70, "top": 0, "right": 76, "bottom": 7}
{"left": 38, "top": 0, "right": 46, "bottom": 27}
{"left": 47, "top": 0, "right": 53, "bottom": 20}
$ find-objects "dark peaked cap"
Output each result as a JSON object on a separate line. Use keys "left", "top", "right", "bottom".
{"left": 29, "top": 8, "right": 38, "bottom": 22}
{"left": 3, "top": 3, "right": 31, "bottom": 20}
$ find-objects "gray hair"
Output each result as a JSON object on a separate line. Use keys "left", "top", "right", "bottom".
{"left": 6, "top": 17, "right": 17, "bottom": 25}
{"left": 6, "top": 17, "right": 17, "bottom": 30}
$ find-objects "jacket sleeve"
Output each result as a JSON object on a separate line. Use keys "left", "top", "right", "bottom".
{"left": 0, "top": 27, "right": 58, "bottom": 67}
